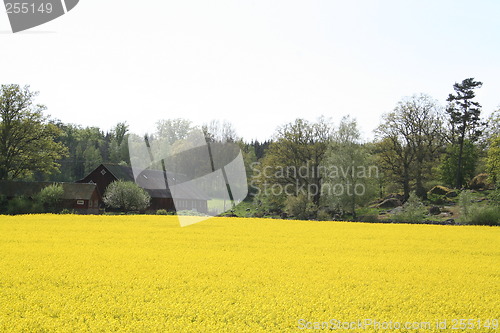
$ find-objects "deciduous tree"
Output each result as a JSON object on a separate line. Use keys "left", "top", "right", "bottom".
{"left": 256, "top": 117, "right": 332, "bottom": 207}
{"left": 0, "top": 84, "right": 67, "bottom": 180}
{"left": 323, "top": 116, "right": 376, "bottom": 218}
{"left": 375, "top": 94, "right": 444, "bottom": 199}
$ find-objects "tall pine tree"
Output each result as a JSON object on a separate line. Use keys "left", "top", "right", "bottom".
{"left": 445, "top": 78, "right": 483, "bottom": 188}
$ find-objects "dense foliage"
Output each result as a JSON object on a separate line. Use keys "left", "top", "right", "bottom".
{"left": 103, "top": 180, "right": 151, "bottom": 212}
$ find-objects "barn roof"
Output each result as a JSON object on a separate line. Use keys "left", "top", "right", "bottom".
{"left": 0, "top": 181, "right": 98, "bottom": 200}
{"left": 97, "top": 164, "right": 209, "bottom": 200}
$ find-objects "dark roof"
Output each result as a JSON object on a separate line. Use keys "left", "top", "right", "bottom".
{"left": 101, "top": 164, "right": 135, "bottom": 182}
{"left": 99, "top": 164, "right": 209, "bottom": 200}
{"left": 0, "top": 181, "right": 98, "bottom": 200}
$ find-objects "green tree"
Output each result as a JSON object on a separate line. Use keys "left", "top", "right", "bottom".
{"left": 0, "top": 84, "right": 67, "bottom": 180}
{"left": 440, "top": 140, "right": 478, "bottom": 187}
{"left": 445, "top": 78, "right": 483, "bottom": 188}
{"left": 103, "top": 180, "right": 151, "bottom": 212}
{"left": 486, "top": 134, "right": 500, "bottom": 184}
{"left": 323, "top": 116, "right": 377, "bottom": 218}
{"left": 156, "top": 118, "right": 194, "bottom": 144}
{"left": 83, "top": 145, "right": 102, "bottom": 175}
{"left": 203, "top": 119, "right": 238, "bottom": 143}
{"left": 108, "top": 122, "right": 129, "bottom": 164}
{"left": 284, "top": 193, "right": 318, "bottom": 220}
{"left": 256, "top": 117, "right": 332, "bottom": 208}
{"left": 375, "top": 94, "right": 444, "bottom": 199}
{"left": 72, "top": 126, "right": 105, "bottom": 179}
{"left": 483, "top": 108, "right": 500, "bottom": 144}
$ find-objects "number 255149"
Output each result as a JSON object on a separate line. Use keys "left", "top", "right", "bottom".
{"left": 5, "top": 3, "right": 53, "bottom": 14}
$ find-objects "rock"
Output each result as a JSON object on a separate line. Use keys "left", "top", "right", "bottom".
{"left": 376, "top": 198, "right": 402, "bottom": 209}
{"left": 444, "top": 218, "right": 456, "bottom": 225}
{"left": 429, "top": 206, "right": 441, "bottom": 215}
{"left": 468, "top": 173, "right": 494, "bottom": 190}
{"left": 370, "top": 198, "right": 384, "bottom": 206}
{"left": 445, "top": 191, "right": 458, "bottom": 198}
{"left": 428, "top": 185, "right": 452, "bottom": 196}
{"left": 390, "top": 206, "right": 404, "bottom": 214}
{"left": 385, "top": 193, "right": 405, "bottom": 201}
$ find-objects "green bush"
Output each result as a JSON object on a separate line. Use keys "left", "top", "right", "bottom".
{"left": 357, "top": 215, "right": 379, "bottom": 223}
{"left": 392, "top": 191, "right": 426, "bottom": 223}
{"left": 461, "top": 206, "right": 500, "bottom": 226}
{"left": 490, "top": 183, "right": 500, "bottom": 205}
{"left": 427, "top": 193, "right": 446, "bottom": 205}
{"left": 156, "top": 209, "right": 168, "bottom": 215}
{"left": 284, "top": 194, "right": 318, "bottom": 220}
{"left": 60, "top": 208, "right": 75, "bottom": 214}
{"left": 317, "top": 210, "right": 331, "bottom": 221}
{"left": 37, "top": 183, "right": 64, "bottom": 213}
{"left": 458, "top": 190, "right": 475, "bottom": 222}
{"left": 457, "top": 190, "right": 500, "bottom": 225}
{"left": 7, "top": 196, "right": 43, "bottom": 215}
{"left": 253, "top": 191, "right": 286, "bottom": 215}
{"left": 0, "top": 194, "right": 8, "bottom": 214}
{"left": 103, "top": 180, "right": 151, "bottom": 212}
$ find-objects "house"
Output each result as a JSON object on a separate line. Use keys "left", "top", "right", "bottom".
{"left": 0, "top": 181, "right": 101, "bottom": 214}
{"left": 77, "top": 164, "right": 209, "bottom": 213}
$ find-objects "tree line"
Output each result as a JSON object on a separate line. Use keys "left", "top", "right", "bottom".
{"left": 1, "top": 80, "right": 499, "bottom": 219}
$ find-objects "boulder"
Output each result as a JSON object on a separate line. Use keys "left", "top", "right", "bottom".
{"left": 445, "top": 191, "right": 458, "bottom": 198}
{"left": 444, "top": 218, "right": 456, "bottom": 225}
{"left": 385, "top": 193, "right": 405, "bottom": 201}
{"left": 428, "top": 185, "right": 452, "bottom": 196}
{"left": 376, "top": 198, "right": 402, "bottom": 209}
{"left": 390, "top": 206, "right": 404, "bottom": 214}
{"left": 468, "top": 173, "right": 494, "bottom": 190}
{"left": 429, "top": 206, "right": 441, "bottom": 215}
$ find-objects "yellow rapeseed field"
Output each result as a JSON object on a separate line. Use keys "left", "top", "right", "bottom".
{"left": 0, "top": 215, "right": 498, "bottom": 332}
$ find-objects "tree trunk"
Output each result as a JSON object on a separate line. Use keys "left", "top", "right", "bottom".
{"left": 351, "top": 196, "right": 356, "bottom": 220}
{"left": 455, "top": 135, "right": 465, "bottom": 189}
{"left": 403, "top": 166, "right": 410, "bottom": 201}
{"left": 455, "top": 113, "right": 468, "bottom": 189}
{"left": 312, "top": 176, "right": 321, "bottom": 207}
{"left": 415, "top": 158, "right": 427, "bottom": 199}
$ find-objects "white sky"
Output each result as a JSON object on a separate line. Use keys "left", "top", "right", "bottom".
{"left": 1, "top": 0, "right": 499, "bottom": 141}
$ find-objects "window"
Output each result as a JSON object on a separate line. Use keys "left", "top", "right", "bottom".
{"left": 77, "top": 200, "right": 84, "bottom": 205}
{"left": 100, "top": 169, "right": 106, "bottom": 175}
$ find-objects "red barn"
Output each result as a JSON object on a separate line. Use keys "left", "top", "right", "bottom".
{"left": 0, "top": 181, "right": 101, "bottom": 214}
{"left": 77, "top": 164, "right": 208, "bottom": 213}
